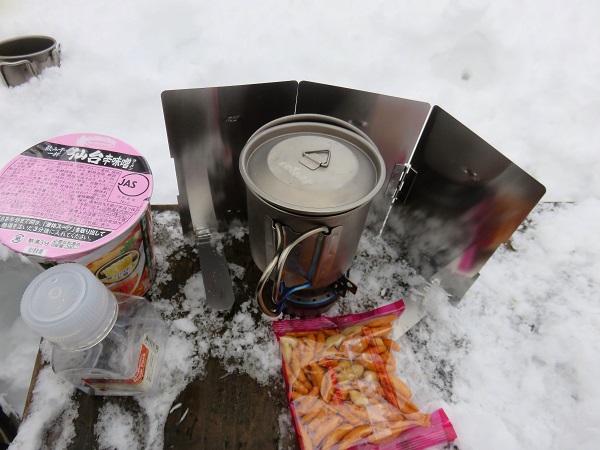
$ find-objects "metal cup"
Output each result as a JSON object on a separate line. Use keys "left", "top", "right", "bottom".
{"left": 0, "top": 35, "right": 61, "bottom": 87}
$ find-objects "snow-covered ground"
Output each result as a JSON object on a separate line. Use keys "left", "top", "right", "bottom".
{"left": 1, "top": 1, "right": 599, "bottom": 449}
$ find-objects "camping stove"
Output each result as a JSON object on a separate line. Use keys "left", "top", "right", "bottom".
{"left": 276, "top": 279, "right": 356, "bottom": 317}
{"left": 161, "top": 81, "right": 546, "bottom": 320}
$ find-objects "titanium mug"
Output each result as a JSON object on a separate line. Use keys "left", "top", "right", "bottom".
{"left": 239, "top": 114, "right": 386, "bottom": 316}
{"left": 0, "top": 35, "right": 61, "bottom": 87}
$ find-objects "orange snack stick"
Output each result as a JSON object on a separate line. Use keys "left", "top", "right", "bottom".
{"left": 368, "top": 419, "right": 412, "bottom": 444}
{"left": 365, "top": 314, "right": 398, "bottom": 328}
{"left": 389, "top": 374, "right": 413, "bottom": 400}
{"left": 292, "top": 379, "right": 309, "bottom": 395}
{"left": 337, "top": 403, "right": 364, "bottom": 426}
{"left": 346, "top": 403, "right": 371, "bottom": 423}
{"left": 311, "top": 415, "right": 344, "bottom": 447}
{"left": 320, "top": 368, "right": 335, "bottom": 403}
{"left": 303, "top": 378, "right": 314, "bottom": 391}
{"left": 382, "top": 336, "right": 401, "bottom": 352}
{"left": 365, "top": 325, "right": 393, "bottom": 338}
{"left": 315, "top": 331, "right": 326, "bottom": 355}
{"left": 322, "top": 328, "right": 340, "bottom": 337}
{"left": 341, "top": 335, "right": 369, "bottom": 354}
{"left": 307, "top": 409, "right": 331, "bottom": 435}
{"left": 300, "top": 399, "right": 327, "bottom": 424}
{"left": 286, "top": 331, "right": 315, "bottom": 338}
{"left": 371, "top": 337, "right": 387, "bottom": 354}
{"left": 300, "top": 334, "right": 316, "bottom": 367}
{"left": 306, "top": 362, "right": 325, "bottom": 389}
{"left": 378, "top": 373, "right": 417, "bottom": 414}
{"left": 294, "top": 387, "right": 319, "bottom": 416}
{"left": 357, "top": 351, "right": 386, "bottom": 372}
{"left": 291, "top": 346, "right": 308, "bottom": 383}
{"left": 338, "top": 424, "right": 373, "bottom": 450}
{"left": 321, "top": 423, "right": 354, "bottom": 450}
{"left": 398, "top": 399, "right": 420, "bottom": 415}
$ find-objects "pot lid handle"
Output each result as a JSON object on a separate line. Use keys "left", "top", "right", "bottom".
{"left": 299, "top": 149, "right": 331, "bottom": 170}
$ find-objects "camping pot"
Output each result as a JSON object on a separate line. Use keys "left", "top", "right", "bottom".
{"left": 239, "top": 114, "right": 386, "bottom": 316}
{"left": 0, "top": 35, "right": 61, "bottom": 87}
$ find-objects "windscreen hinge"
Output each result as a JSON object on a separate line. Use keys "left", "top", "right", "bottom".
{"left": 385, "top": 163, "right": 417, "bottom": 203}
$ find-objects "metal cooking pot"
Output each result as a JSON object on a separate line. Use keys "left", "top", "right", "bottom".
{"left": 239, "top": 114, "right": 386, "bottom": 316}
{"left": 0, "top": 35, "right": 61, "bottom": 87}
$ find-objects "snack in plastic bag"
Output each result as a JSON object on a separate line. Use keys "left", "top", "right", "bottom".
{"left": 273, "top": 300, "right": 457, "bottom": 450}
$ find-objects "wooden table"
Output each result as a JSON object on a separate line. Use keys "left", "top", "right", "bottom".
{"left": 22, "top": 204, "right": 463, "bottom": 450}
{"left": 23, "top": 205, "right": 297, "bottom": 449}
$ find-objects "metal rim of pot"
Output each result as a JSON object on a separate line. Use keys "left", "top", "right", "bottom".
{"left": 0, "top": 36, "right": 58, "bottom": 60}
{"left": 0, "top": 35, "right": 61, "bottom": 88}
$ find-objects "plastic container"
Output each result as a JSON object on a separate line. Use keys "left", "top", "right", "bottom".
{"left": 20, "top": 263, "right": 169, "bottom": 396}
{"left": 0, "top": 133, "right": 155, "bottom": 296}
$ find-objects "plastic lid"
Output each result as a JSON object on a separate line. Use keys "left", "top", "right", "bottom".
{"left": 20, "top": 263, "right": 118, "bottom": 351}
{"left": 0, "top": 133, "right": 153, "bottom": 262}
{"left": 239, "top": 118, "right": 386, "bottom": 216}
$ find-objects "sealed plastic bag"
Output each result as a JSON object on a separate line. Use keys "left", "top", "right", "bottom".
{"left": 273, "top": 300, "right": 457, "bottom": 450}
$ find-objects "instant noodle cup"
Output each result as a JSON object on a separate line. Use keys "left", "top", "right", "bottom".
{"left": 0, "top": 133, "right": 155, "bottom": 296}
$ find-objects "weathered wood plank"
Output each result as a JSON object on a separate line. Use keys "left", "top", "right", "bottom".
{"left": 163, "top": 358, "right": 284, "bottom": 449}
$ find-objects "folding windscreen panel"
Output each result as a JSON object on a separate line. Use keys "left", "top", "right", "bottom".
{"left": 162, "top": 81, "right": 545, "bottom": 315}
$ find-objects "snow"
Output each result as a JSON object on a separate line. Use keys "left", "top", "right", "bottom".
{"left": 1, "top": 1, "right": 600, "bottom": 450}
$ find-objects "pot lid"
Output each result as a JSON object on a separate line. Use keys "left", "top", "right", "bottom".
{"left": 240, "top": 119, "right": 386, "bottom": 215}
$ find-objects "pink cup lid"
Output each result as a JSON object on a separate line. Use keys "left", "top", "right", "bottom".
{"left": 0, "top": 134, "right": 153, "bottom": 261}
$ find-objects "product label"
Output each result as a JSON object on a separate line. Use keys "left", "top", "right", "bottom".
{"left": 96, "top": 250, "right": 141, "bottom": 284}
{"left": 81, "top": 334, "right": 160, "bottom": 393}
{"left": 0, "top": 134, "right": 153, "bottom": 260}
{"left": 79, "top": 206, "right": 154, "bottom": 296}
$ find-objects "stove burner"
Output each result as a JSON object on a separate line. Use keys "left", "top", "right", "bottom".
{"left": 281, "top": 273, "right": 357, "bottom": 317}
{"left": 282, "top": 286, "right": 340, "bottom": 317}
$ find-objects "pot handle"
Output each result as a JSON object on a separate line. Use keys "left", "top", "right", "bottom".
{"left": 256, "top": 223, "right": 329, "bottom": 318}
{"left": 0, "top": 59, "right": 37, "bottom": 87}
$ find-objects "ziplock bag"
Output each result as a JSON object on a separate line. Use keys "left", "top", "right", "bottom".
{"left": 273, "top": 300, "right": 457, "bottom": 450}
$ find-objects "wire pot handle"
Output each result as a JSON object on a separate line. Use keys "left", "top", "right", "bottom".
{"left": 256, "top": 223, "right": 329, "bottom": 318}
